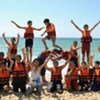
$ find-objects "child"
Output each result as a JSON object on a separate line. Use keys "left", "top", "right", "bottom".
{"left": 2, "top": 33, "right": 20, "bottom": 62}
{"left": 11, "top": 20, "right": 44, "bottom": 62}
{"left": 0, "top": 52, "right": 7, "bottom": 67}
{"left": 65, "top": 61, "right": 79, "bottom": 91}
{"left": 45, "top": 55, "right": 71, "bottom": 94}
{"left": 90, "top": 55, "right": 100, "bottom": 91}
{"left": 26, "top": 52, "right": 51, "bottom": 97}
{"left": 70, "top": 41, "right": 81, "bottom": 67}
{"left": 78, "top": 55, "right": 91, "bottom": 91}
{"left": 0, "top": 53, "right": 13, "bottom": 92}
{"left": 11, "top": 49, "right": 28, "bottom": 93}
{"left": 41, "top": 18, "right": 62, "bottom": 50}
{"left": 71, "top": 20, "right": 100, "bottom": 63}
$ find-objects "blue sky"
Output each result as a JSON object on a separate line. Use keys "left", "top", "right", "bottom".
{"left": 0, "top": 0, "right": 100, "bottom": 38}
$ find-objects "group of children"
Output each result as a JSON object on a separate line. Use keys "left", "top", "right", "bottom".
{"left": 0, "top": 19, "right": 100, "bottom": 98}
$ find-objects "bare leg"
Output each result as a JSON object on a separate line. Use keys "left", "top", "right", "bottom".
{"left": 42, "top": 37, "right": 48, "bottom": 50}
{"left": 52, "top": 38, "right": 62, "bottom": 50}
{"left": 30, "top": 48, "right": 32, "bottom": 62}
{"left": 87, "top": 53, "right": 90, "bottom": 64}
{"left": 82, "top": 54, "right": 85, "bottom": 62}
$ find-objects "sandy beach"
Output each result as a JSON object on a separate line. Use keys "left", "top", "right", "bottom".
{"left": 0, "top": 90, "right": 100, "bottom": 100}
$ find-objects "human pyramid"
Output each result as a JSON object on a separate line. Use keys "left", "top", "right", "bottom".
{"left": 0, "top": 19, "right": 100, "bottom": 98}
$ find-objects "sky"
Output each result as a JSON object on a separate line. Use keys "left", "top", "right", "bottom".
{"left": 0, "top": 0, "right": 100, "bottom": 38}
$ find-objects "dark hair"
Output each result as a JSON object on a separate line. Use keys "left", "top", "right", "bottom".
{"left": 53, "top": 60, "right": 58, "bottom": 64}
{"left": 73, "top": 41, "right": 78, "bottom": 44}
{"left": 44, "top": 18, "right": 50, "bottom": 23}
{"left": 11, "top": 37, "right": 16, "bottom": 41}
{"left": 32, "top": 58, "right": 39, "bottom": 64}
{"left": 84, "top": 24, "right": 89, "bottom": 28}
{"left": 95, "top": 61, "right": 100, "bottom": 65}
{"left": 16, "top": 55, "right": 22, "bottom": 59}
{"left": 81, "top": 62, "right": 87, "bottom": 65}
{"left": 0, "top": 52, "right": 4, "bottom": 56}
{"left": 53, "top": 49, "right": 62, "bottom": 54}
{"left": 27, "top": 20, "right": 32, "bottom": 25}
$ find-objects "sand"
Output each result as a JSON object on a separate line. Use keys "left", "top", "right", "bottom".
{"left": 0, "top": 90, "right": 100, "bottom": 100}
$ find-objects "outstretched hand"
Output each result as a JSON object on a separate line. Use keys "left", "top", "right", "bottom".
{"left": 2, "top": 33, "right": 5, "bottom": 37}
{"left": 71, "top": 19, "right": 74, "bottom": 23}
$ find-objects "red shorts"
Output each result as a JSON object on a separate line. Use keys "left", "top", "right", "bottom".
{"left": 82, "top": 43, "right": 90, "bottom": 55}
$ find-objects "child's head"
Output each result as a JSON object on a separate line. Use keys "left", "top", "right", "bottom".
{"left": 73, "top": 41, "right": 78, "bottom": 47}
{"left": 83, "top": 24, "right": 89, "bottom": 31}
{"left": 53, "top": 60, "right": 59, "bottom": 68}
{"left": 32, "top": 58, "right": 40, "bottom": 68}
{"left": 1, "top": 60, "right": 6, "bottom": 69}
{"left": 69, "top": 61, "right": 75, "bottom": 67}
{"left": 52, "top": 49, "right": 63, "bottom": 55}
{"left": 44, "top": 18, "right": 50, "bottom": 26}
{"left": 15, "top": 55, "right": 22, "bottom": 63}
{"left": 11, "top": 37, "right": 16, "bottom": 44}
{"left": 94, "top": 61, "right": 100, "bottom": 68}
{"left": 0, "top": 52, "right": 4, "bottom": 60}
{"left": 27, "top": 20, "right": 32, "bottom": 27}
{"left": 81, "top": 62, "right": 87, "bottom": 67}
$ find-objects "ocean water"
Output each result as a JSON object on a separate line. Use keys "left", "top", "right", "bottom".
{"left": 0, "top": 37, "right": 100, "bottom": 61}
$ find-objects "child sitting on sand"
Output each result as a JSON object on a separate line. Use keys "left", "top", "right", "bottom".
{"left": 65, "top": 61, "right": 79, "bottom": 91}
{"left": 26, "top": 51, "right": 51, "bottom": 96}
{"left": 71, "top": 20, "right": 100, "bottom": 63}
{"left": 11, "top": 49, "right": 28, "bottom": 93}
{"left": 46, "top": 55, "right": 71, "bottom": 94}
{"left": 0, "top": 52, "right": 13, "bottom": 92}
{"left": 90, "top": 55, "right": 100, "bottom": 91}
{"left": 78, "top": 55, "right": 91, "bottom": 91}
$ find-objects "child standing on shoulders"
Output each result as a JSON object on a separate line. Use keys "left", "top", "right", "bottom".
{"left": 41, "top": 18, "right": 62, "bottom": 50}
{"left": 11, "top": 21, "right": 44, "bottom": 62}
{"left": 71, "top": 20, "right": 100, "bottom": 63}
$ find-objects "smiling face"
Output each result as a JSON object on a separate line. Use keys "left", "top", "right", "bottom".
{"left": 94, "top": 61, "right": 100, "bottom": 68}
{"left": 15, "top": 55, "right": 21, "bottom": 63}
{"left": 32, "top": 59, "right": 40, "bottom": 68}
{"left": 27, "top": 21, "right": 32, "bottom": 27}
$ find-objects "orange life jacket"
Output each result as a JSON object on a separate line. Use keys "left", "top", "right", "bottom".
{"left": 68, "top": 67, "right": 79, "bottom": 80}
{"left": 24, "top": 27, "right": 34, "bottom": 39}
{"left": 79, "top": 67, "right": 90, "bottom": 80}
{"left": 9, "top": 44, "right": 17, "bottom": 55}
{"left": 13, "top": 62, "right": 26, "bottom": 78}
{"left": 93, "top": 68, "right": 100, "bottom": 81}
{"left": 0, "top": 68, "right": 10, "bottom": 84}
{"left": 51, "top": 67, "right": 62, "bottom": 81}
{"left": 81, "top": 31, "right": 92, "bottom": 43}
{"left": 47, "top": 23, "right": 56, "bottom": 38}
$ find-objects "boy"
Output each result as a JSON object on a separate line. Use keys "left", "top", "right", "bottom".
{"left": 65, "top": 61, "right": 79, "bottom": 91}
{"left": 41, "top": 18, "right": 62, "bottom": 50}
{"left": 2, "top": 33, "right": 20, "bottom": 60}
{"left": 90, "top": 55, "right": 100, "bottom": 91}
{"left": 11, "top": 20, "right": 44, "bottom": 62}
{"left": 45, "top": 55, "right": 71, "bottom": 94}
{"left": 11, "top": 49, "right": 28, "bottom": 93}
{"left": 71, "top": 20, "right": 100, "bottom": 63}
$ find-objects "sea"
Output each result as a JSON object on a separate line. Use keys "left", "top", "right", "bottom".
{"left": 0, "top": 37, "right": 100, "bottom": 81}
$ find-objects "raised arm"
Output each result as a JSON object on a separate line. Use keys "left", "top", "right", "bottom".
{"left": 33, "top": 27, "right": 44, "bottom": 31}
{"left": 21, "top": 48, "right": 26, "bottom": 63}
{"left": 16, "top": 34, "right": 20, "bottom": 45}
{"left": 90, "top": 20, "right": 100, "bottom": 32}
{"left": 41, "top": 30, "right": 47, "bottom": 36}
{"left": 11, "top": 21, "right": 26, "bottom": 29}
{"left": 71, "top": 20, "right": 83, "bottom": 33}
{"left": 2, "top": 33, "right": 10, "bottom": 45}
{"left": 39, "top": 56, "right": 51, "bottom": 70}
{"left": 60, "top": 55, "right": 71, "bottom": 70}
